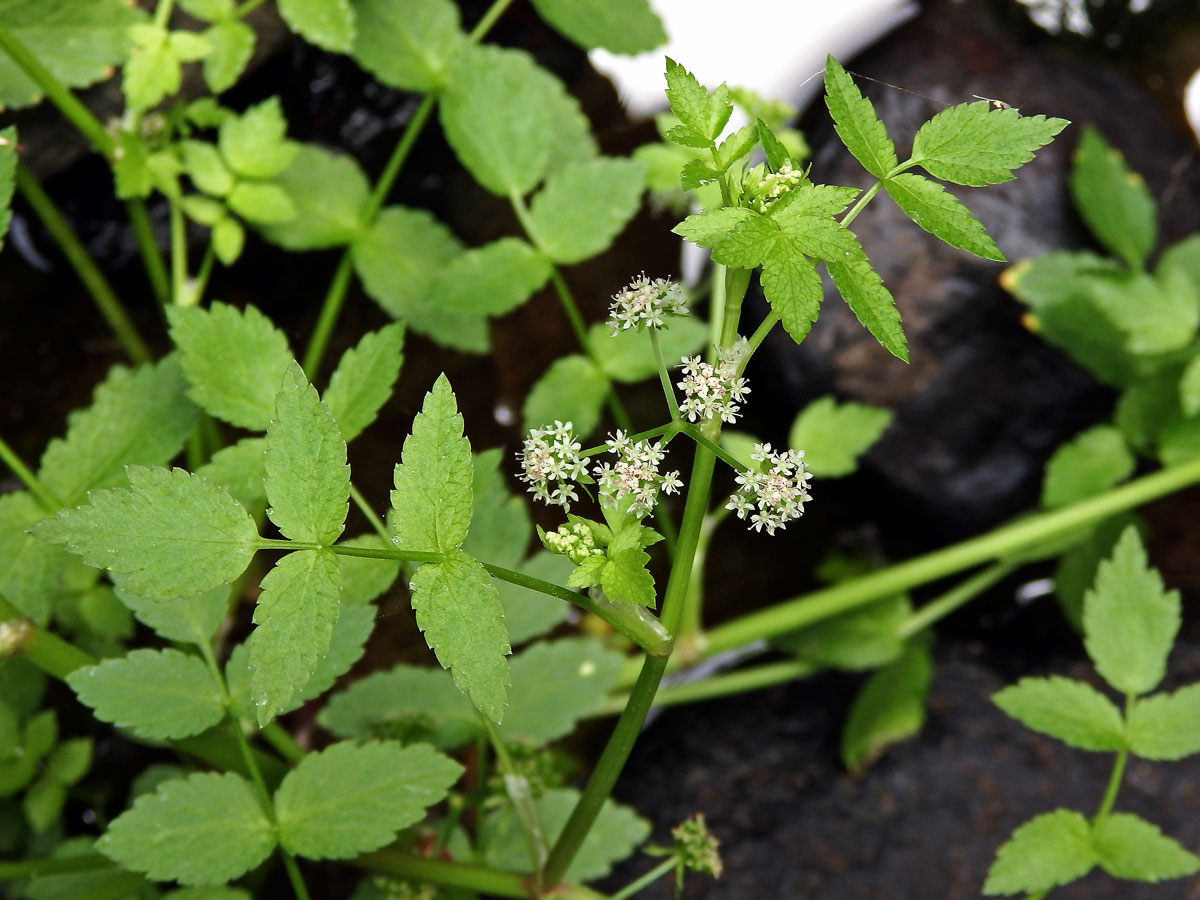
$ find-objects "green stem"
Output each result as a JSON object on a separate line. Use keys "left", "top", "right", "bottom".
{"left": 707, "top": 263, "right": 727, "bottom": 361}
{"left": 350, "top": 481, "right": 390, "bottom": 542}
{"left": 596, "top": 658, "right": 817, "bottom": 717}
{"left": 259, "top": 721, "right": 305, "bottom": 765}
{"left": 483, "top": 715, "right": 549, "bottom": 876}
{"left": 840, "top": 180, "right": 883, "bottom": 228}
{"left": 15, "top": 164, "right": 152, "bottom": 363}
{"left": 741, "top": 308, "right": 780, "bottom": 373}
{"left": 0, "top": 433, "right": 61, "bottom": 511}
{"left": 125, "top": 198, "right": 172, "bottom": 307}
{"left": 235, "top": 0, "right": 268, "bottom": 17}
{"left": 356, "top": 850, "right": 537, "bottom": 898}
{"left": 468, "top": 0, "right": 517, "bottom": 40}
{"left": 1094, "top": 734, "right": 1130, "bottom": 822}
{"left": 168, "top": 196, "right": 188, "bottom": 304}
{"left": 649, "top": 329, "right": 680, "bottom": 420}
{"left": 0, "top": 593, "right": 95, "bottom": 678}
{"left": 700, "top": 456, "right": 1200, "bottom": 660}
{"left": 0, "top": 853, "right": 112, "bottom": 881}
{"left": 153, "top": 0, "right": 176, "bottom": 28}
{"left": 609, "top": 857, "right": 677, "bottom": 900}
{"left": 898, "top": 561, "right": 1014, "bottom": 639}
{"left": 676, "top": 509, "right": 715, "bottom": 653}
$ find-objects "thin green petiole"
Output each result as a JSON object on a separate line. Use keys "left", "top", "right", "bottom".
{"left": 350, "top": 482, "right": 390, "bottom": 542}
{"left": 0, "top": 433, "right": 61, "bottom": 511}
{"left": 839, "top": 180, "right": 884, "bottom": 228}
{"left": 482, "top": 715, "right": 549, "bottom": 876}
{"left": 650, "top": 329, "right": 681, "bottom": 421}
{"left": 15, "top": 163, "right": 152, "bottom": 363}
{"left": 740, "top": 308, "right": 780, "bottom": 375}
{"left": 168, "top": 196, "right": 188, "bottom": 305}
{"left": 610, "top": 857, "right": 677, "bottom": 900}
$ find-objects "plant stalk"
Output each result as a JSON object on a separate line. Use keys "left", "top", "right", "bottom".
{"left": 609, "top": 857, "right": 677, "bottom": 900}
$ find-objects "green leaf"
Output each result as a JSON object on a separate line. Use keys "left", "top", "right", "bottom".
{"left": 1040, "top": 425, "right": 1134, "bottom": 509}
{"left": 181, "top": 140, "right": 233, "bottom": 196}
{"left": 0, "top": 0, "right": 144, "bottom": 110}
{"left": 823, "top": 56, "right": 897, "bottom": 179}
{"left": 522, "top": 355, "right": 608, "bottom": 438}
{"left": 410, "top": 550, "right": 510, "bottom": 723}
{"left": 318, "top": 663, "right": 478, "bottom": 748}
{"left": 760, "top": 243, "right": 822, "bottom": 344}
{"left": 600, "top": 547, "right": 656, "bottom": 608}
{"left": 827, "top": 256, "right": 908, "bottom": 362}
{"left": 673, "top": 206, "right": 755, "bottom": 249}
{"left": 278, "top": 0, "right": 355, "bottom": 52}
{"left": 663, "top": 58, "right": 729, "bottom": 147}
{"left": 590, "top": 316, "right": 709, "bottom": 384}
{"left": 201, "top": 20, "right": 254, "bottom": 94}
{"left": 1126, "top": 684, "right": 1200, "bottom": 760}
{"left": 480, "top": 789, "right": 649, "bottom": 881}
{"left": 124, "top": 25, "right": 187, "bottom": 111}
{"left": 248, "top": 549, "right": 341, "bottom": 726}
{"left": 501, "top": 638, "right": 624, "bottom": 744}
{"left": 24, "top": 777, "right": 66, "bottom": 831}
{"left": 351, "top": 205, "right": 463, "bottom": 323}
{"left": 528, "top": 0, "right": 664, "bottom": 53}
{"left": 336, "top": 534, "right": 400, "bottom": 606}
{"left": 113, "top": 579, "right": 228, "bottom": 646}
{"left": 197, "top": 436, "right": 267, "bottom": 510}
{"left": 423, "top": 237, "right": 551, "bottom": 325}
{"left": 179, "top": 0, "right": 234, "bottom": 19}
{"left": 227, "top": 181, "right": 297, "bottom": 224}
{"left": 0, "top": 492, "right": 70, "bottom": 624}
{"left": 218, "top": 97, "right": 297, "bottom": 180}
{"left": 462, "top": 449, "right": 532, "bottom": 570}
{"left": 993, "top": 676, "right": 1126, "bottom": 751}
{"left": 38, "top": 355, "right": 198, "bottom": 505}
{"left": 983, "top": 809, "right": 1095, "bottom": 895}
{"left": 212, "top": 216, "right": 244, "bottom": 264}
{"left": 349, "top": 0, "right": 465, "bottom": 92}
{"left": 1159, "top": 414, "right": 1200, "bottom": 467}
{"left": 757, "top": 118, "right": 791, "bottom": 173}
{"left": 1083, "top": 526, "right": 1180, "bottom": 696}
{"left": 1080, "top": 268, "right": 1198, "bottom": 357}
{"left": 289, "top": 604, "right": 375, "bottom": 707}
{"left": 264, "top": 361, "right": 349, "bottom": 545}
{"left": 0, "top": 126, "right": 15, "bottom": 249}
{"left": 680, "top": 158, "right": 720, "bottom": 191}
{"left": 1116, "top": 368, "right": 1180, "bottom": 452}
{"left": 97, "top": 772, "right": 275, "bottom": 886}
{"left": 169, "top": 301, "right": 293, "bottom": 430}
{"left": 34, "top": 466, "right": 258, "bottom": 600}
{"left": 440, "top": 46, "right": 557, "bottom": 196}
{"left": 1091, "top": 813, "right": 1200, "bottom": 882}
{"left": 390, "top": 374, "right": 474, "bottom": 553}
{"left": 912, "top": 101, "right": 1068, "bottom": 186}
{"left": 841, "top": 642, "right": 932, "bottom": 775}
{"left": 527, "top": 158, "right": 644, "bottom": 264}
{"left": 276, "top": 741, "right": 461, "bottom": 859}
{"left": 324, "top": 322, "right": 405, "bottom": 444}
{"left": 258, "top": 146, "right": 370, "bottom": 249}
{"left": 1178, "top": 354, "right": 1200, "bottom": 418}
{"left": 1052, "top": 513, "right": 1138, "bottom": 633}
{"left": 1068, "top": 126, "right": 1156, "bottom": 269}
{"left": 776, "top": 594, "right": 909, "bottom": 670}
{"left": 495, "top": 551, "right": 574, "bottom": 645}
{"left": 787, "top": 395, "right": 892, "bottom": 478}
{"left": 884, "top": 173, "right": 1003, "bottom": 261}
{"left": 67, "top": 649, "right": 224, "bottom": 741}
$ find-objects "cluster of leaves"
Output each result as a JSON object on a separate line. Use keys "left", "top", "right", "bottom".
{"left": 985, "top": 527, "right": 1200, "bottom": 895}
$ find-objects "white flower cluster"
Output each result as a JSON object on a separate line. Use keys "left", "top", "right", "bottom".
{"left": 753, "top": 162, "right": 805, "bottom": 212}
{"left": 517, "top": 420, "right": 587, "bottom": 511}
{"left": 607, "top": 273, "right": 688, "bottom": 334}
{"left": 542, "top": 521, "right": 603, "bottom": 564}
{"left": 726, "top": 442, "right": 812, "bottom": 535}
{"left": 592, "top": 431, "right": 682, "bottom": 519}
{"left": 677, "top": 341, "right": 751, "bottom": 424}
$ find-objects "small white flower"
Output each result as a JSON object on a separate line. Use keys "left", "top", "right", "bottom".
{"left": 726, "top": 442, "right": 812, "bottom": 535}
{"left": 593, "top": 434, "right": 680, "bottom": 519}
{"left": 676, "top": 341, "right": 751, "bottom": 424}
{"left": 607, "top": 273, "right": 688, "bottom": 334}
{"left": 517, "top": 420, "right": 587, "bottom": 511}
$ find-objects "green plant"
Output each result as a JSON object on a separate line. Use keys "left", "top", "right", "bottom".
{"left": 985, "top": 526, "right": 1200, "bottom": 896}
{"left": 0, "top": 2, "right": 1198, "bottom": 898}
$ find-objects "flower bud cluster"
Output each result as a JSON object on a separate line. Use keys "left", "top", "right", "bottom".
{"left": 542, "top": 521, "right": 603, "bottom": 564}
{"left": 751, "top": 162, "right": 805, "bottom": 212}
{"left": 677, "top": 341, "right": 751, "bottom": 424}
{"left": 592, "top": 430, "right": 682, "bottom": 519}
{"left": 516, "top": 420, "right": 587, "bottom": 511}
{"left": 607, "top": 274, "right": 688, "bottom": 334}
{"left": 726, "top": 442, "right": 811, "bottom": 535}
{"left": 672, "top": 814, "right": 723, "bottom": 880}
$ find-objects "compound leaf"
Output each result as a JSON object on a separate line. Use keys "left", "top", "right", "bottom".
{"left": 276, "top": 741, "right": 462, "bottom": 859}
{"left": 827, "top": 256, "right": 908, "bottom": 362}
{"left": 201, "top": 19, "right": 254, "bottom": 94}
{"left": 390, "top": 374, "right": 474, "bottom": 552}
{"left": 788, "top": 395, "right": 892, "bottom": 478}
{"left": 97, "top": 772, "right": 275, "bottom": 886}
{"left": 1083, "top": 526, "right": 1180, "bottom": 696}
{"left": 884, "top": 173, "right": 1003, "bottom": 261}
{"left": 993, "top": 676, "right": 1126, "bottom": 752}
{"left": 169, "top": 302, "right": 293, "bottom": 431}
{"left": 1126, "top": 684, "right": 1200, "bottom": 760}
{"left": 323, "top": 323, "right": 405, "bottom": 444}
{"left": 248, "top": 549, "right": 341, "bottom": 726}
{"left": 277, "top": 0, "right": 354, "bottom": 52}
{"left": 264, "top": 362, "right": 349, "bottom": 545}
{"left": 38, "top": 355, "right": 197, "bottom": 505}
{"left": 823, "top": 56, "right": 897, "bottom": 179}
{"left": 218, "top": 97, "right": 296, "bottom": 180}
{"left": 1091, "top": 813, "right": 1200, "bottom": 882}
{"left": 527, "top": 157, "right": 645, "bottom": 264}
{"left": 34, "top": 466, "right": 257, "bottom": 600}
{"left": 410, "top": 550, "right": 510, "bottom": 723}
{"left": 350, "top": 0, "right": 465, "bottom": 92}
{"left": 1068, "top": 126, "right": 1156, "bottom": 270}
{"left": 913, "top": 101, "right": 1068, "bottom": 187}
{"left": 528, "top": 0, "right": 664, "bottom": 53}
{"left": 67, "top": 649, "right": 223, "bottom": 741}
{"left": 984, "top": 809, "right": 1095, "bottom": 895}
{"left": 663, "top": 57, "right": 729, "bottom": 147}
